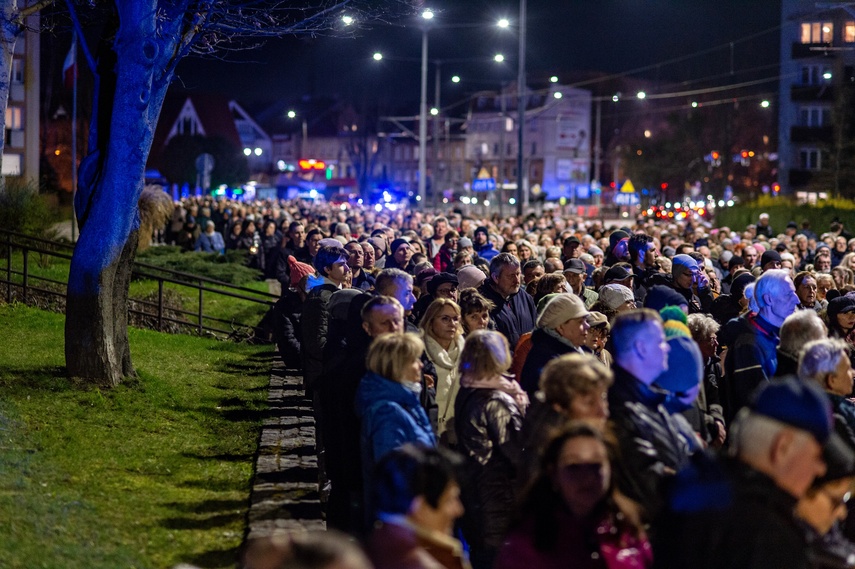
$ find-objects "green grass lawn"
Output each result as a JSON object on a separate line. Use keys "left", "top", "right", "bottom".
{"left": 1, "top": 251, "right": 273, "bottom": 332}
{"left": 0, "top": 304, "right": 271, "bottom": 569}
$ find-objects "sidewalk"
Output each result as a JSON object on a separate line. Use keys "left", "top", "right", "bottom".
{"left": 244, "top": 356, "right": 325, "bottom": 540}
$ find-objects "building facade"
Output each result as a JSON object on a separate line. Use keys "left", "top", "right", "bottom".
{"left": 3, "top": 13, "right": 40, "bottom": 182}
{"left": 779, "top": 0, "right": 855, "bottom": 195}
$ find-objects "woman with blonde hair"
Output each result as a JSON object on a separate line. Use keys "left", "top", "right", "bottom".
{"left": 455, "top": 330, "right": 529, "bottom": 569}
{"left": 355, "top": 333, "right": 436, "bottom": 517}
{"left": 419, "top": 299, "right": 466, "bottom": 445}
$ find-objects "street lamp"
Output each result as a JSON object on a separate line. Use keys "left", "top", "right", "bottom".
{"left": 451, "top": 75, "right": 460, "bottom": 83}
{"left": 497, "top": 2, "right": 528, "bottom": 215}
{"left": 287, "top": 110, "right": 308, "bottom": 156}
{"left": 372, "top": 52, "right": 383, "bottom": 61}
{"left": 494, "top": 53, "right": 505, "bottom": 63}
{"left": 418, "top": 9, "right": 435, "bottom": 207}
{"left": 497, "top": 17, "right": 510, "bottom": 28}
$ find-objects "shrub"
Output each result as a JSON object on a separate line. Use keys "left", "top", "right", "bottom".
{"left": 135, "top": 246, "right": 262, "bottom": 285}
{"left": 714, "top": 195, "right": 855, "bottom": 235}
{"left": 0, "top": 179, "right": 61, "bottom": 237}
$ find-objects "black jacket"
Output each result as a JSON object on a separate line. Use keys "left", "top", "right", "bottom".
{"left": 653, "top": 455, "right": 809, "bottom": 569}
{"left": 478, "top": 282, "right": 537, "bottom": 354}
{"left": 271, "top": 289, "right": 303, "bottom": 369}
{"left": 608, "top": 365, "right": 697, "bottom": 518}
{"left": 455, "top": 386, "right": 523, "bottom": 552}
{"left": 519, "top": 328, "right": 581, "bottom": 397}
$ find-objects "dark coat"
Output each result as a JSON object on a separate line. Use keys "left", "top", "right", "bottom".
{"left": 271, "top": 289, "right": 303, "bottom": 369}
{"left": 721, "top": 313, "right": 780, "bottom": 423}
{"left": 608, "top": 365, "right": 697, "bottom": 518}
{"left": 301, "top": 283, "right": 339, "bottom": 390}
{"left": 455, "top": 386, "right": 524, "bottom": 556}
{"left": 519, "top": 328, "right": 581, "bottom": 397}
{"left": 653, "top": 455, "right": 809, "bottom": 569}
{"left": 478, "top": 281, "right": 537, "bottom": 354}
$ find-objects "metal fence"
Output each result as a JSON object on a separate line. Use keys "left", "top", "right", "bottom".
{"left": 1, "top": 229, "right": 278, "bottom": 341}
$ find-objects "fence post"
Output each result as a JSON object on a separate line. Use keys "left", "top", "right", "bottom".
{"left": 22, "top": 248, "right": 28, "bottom": 304}
{"left": 157, "top": 279, "right": 164, "bottom": 331}
{"left": 198, "top": 280, "right": 203, "bottom": 335}
{"left": 5, "top": 233, "right": 11, "bottom": 304}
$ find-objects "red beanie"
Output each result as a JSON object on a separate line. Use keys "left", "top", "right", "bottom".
{"left": 288, "top": 256, "right": 315, "bottom": 287}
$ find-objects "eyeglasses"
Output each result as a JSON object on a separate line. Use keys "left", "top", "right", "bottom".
{"left": 821, "top": 489, "right": 851, "bottom": 510}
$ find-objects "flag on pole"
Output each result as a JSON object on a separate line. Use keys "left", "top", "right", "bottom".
{"left": 62, "top": 39, "right": 76, "bottom": 89}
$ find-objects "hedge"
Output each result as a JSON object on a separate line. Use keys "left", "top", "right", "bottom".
{"left": 713, "top": 195, "right": 855, "bottom": 235}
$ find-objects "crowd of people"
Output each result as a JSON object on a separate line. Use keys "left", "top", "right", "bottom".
{"left": 166, "top": 196, "right": 855, "bottom": 569}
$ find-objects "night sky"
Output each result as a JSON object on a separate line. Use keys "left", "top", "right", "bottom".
{"left": 172, "top": 0, "right": 783, "bottom": 108}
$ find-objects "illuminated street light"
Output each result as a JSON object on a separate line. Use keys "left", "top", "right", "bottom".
{"left": 451, "top": 75, "right": 460, "bottom": 83}
{"left": 494, "top": 53, "right": 505, "bottom": 63}
{"left": 612, "top": 94, "right": 619, "bottom": 102}
{"left": 430, "top": 107, "right": 439, "bottom": 116}
{"left": 243, "top": 148, "right": 251, "bottom": 156}
{"left": 691, "top": 101, "right": 698, "bottom": 108}
{"left": 550, "top": 75, "right": 558, "bottom": 83}
{"left": 341, "top": 15, "right": 354, "bottom": 25}
{"left": 287, "top": 110, "right": 296, "bottom": 119}
{"left": 422, "top": 9, "right": 434, "bottom": 20}
{"left": 373, "top": 52, "right": 382, "bottom": 61}
{"left": 553, "top": 91, "right": 562, "bottom": 99}
{"left": 497, "top": 17, "right": 510, "bottom": 28}
{"left": 644, "top": 130, "right": 651, "bottom": 138}
{"left": 637, "top": 91, "right": 646, "bottom": 100}
{"left": 823, "top": 71, "right": 833, "bottom": 80}
{"left": 254, "top": 147, "right": 262, "bottom": 156}
{"left": 761, "top": 100, "right": 770, "bottom": 108}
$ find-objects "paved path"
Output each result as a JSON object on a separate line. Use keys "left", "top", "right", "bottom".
{"left": 244, "top": 356, "right": 325, "bottom": 540}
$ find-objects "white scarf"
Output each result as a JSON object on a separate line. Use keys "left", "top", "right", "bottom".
{"left": 423, "top": 334, "right": 464, "bottom": 437}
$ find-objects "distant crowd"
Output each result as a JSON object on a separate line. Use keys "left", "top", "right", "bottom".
{"left": 163, "top": 197, "right": 855, "bottom": 569}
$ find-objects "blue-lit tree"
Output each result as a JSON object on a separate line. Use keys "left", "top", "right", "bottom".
{"left": 52, "top": 0, "right": 414, "bottom": 385}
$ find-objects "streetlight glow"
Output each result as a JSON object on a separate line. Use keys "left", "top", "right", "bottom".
{"left": 430, "top": 107, "right": 439, "bottom": 116}
{"left": 497, "top": 17, "right": 510, "bottom": 28}
{"left": 287, "top": 110, "right": 296, "bottom": 119}
{"left": 341, "top": 15, "right": 354, "bottom": 25}
{"left": 823, "top": 71, "right": 833, "bottom": 80}
{"left": 550, "top": 75, "right": 558, "bottom": 83}
{"left": 553, "top": 91, "right": 563, "bottom": 99}
{"left": 451, "top": 75, "right": 460, "bottom": 83}
{"left": 422, "top": 9, "right": 434, "bottom": 20}
{"left": 254, "top": 147, "right": 262, "bottom": 156}
{"left": 761, "top": 100, "right": 770, "bottom": 108}
{"left": 372, "top": 52, "right": 382, "bottom": 61}
{"left": 494, "top": 53, "right": 505, "bottom": 63}
{"left": 243, "top": 148, "right": 251, "bottom": 156}
{"left": 637, "top": 91, "right": 646, "bottom": 100}
{"left": 612, "top": 94, "right": 619, "bottom": 102}
{"left": 691, "top": 101, "right": 698, "bottom": 108}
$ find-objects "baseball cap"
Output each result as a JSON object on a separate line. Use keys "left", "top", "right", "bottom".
{"left": 750, "top": 376, "right": 833, "bottom": 443}
{"left": 564, "top": 258, "right": 586, "bottom": 274}
{"left": 599, "top": 284, "right": 635, "bottom": 310}
{"left": 537, "top": 293, "right": 589, "bottom": 329}
{"left": 603, "top": 265, "right": 634, "bottom": 284}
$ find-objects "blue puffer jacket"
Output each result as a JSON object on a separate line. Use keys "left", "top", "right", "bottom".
{"left": 355, "top": 371, "right": 436, "bottom": 515}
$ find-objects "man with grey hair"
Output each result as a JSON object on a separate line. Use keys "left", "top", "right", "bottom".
{"left": 654, "top": 377, "right": 836, "bottom": 569}
{"left": 775, "top": 309, "right": 827, "bottom": 378}
{"left": 374, "top": 268, "right": 418, "bottom": 328}
{"left": 478, "top": 253, "right": 537, "bottom": 353}
{"left": 723, "top": 269, "right": 800, "bottom": 420}
{"left": 799, "top": 338, "right": 855, "bottom": 437}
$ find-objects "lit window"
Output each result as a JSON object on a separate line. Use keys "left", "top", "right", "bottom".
{"left": 801, "top": 21, "right": 833, "bottom": 43}
{"left": 5, "top": 106, "right": 21, "bottom": 129}
{"left": 846, "top": 21, "right": 855, "bottom": 43}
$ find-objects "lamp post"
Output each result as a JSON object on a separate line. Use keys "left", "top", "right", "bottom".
{"left": 516, "top": 0, "right": 527, "bottom": 217}
{"left": 418, "top": 9, "right": 434, "bottom": 208}
{"left": 287, "top": 109, "right": 308, "bottom": 158}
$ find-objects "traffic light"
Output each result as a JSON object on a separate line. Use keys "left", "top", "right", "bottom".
{"left": 711, "top": 151, "right": 720, "bottom": 161}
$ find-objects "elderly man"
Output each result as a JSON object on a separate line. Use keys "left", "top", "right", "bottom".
{"left": 742, "top": 245, "right": 759, "bottom": 270}
{"left": 320, "top": 296, "right": 406, "bottom": 532}
{"left": 478, "top": 253, "right": 537, "bottom": 353}
{"left": 722, "top": 269, "right": 800, "bottom": 422}
{"left": 654, "top": 378, "right": 837, "bottom": 569}
{"left": 519, "top": 293, "right": 590, "bottom": 396}
{"left": 194, "top": 220, "right": 225, "bottom": 252}
{"left": 564, "top": 258, "right": 598, "bottom": 308}
{"left": 608, "top": 309, "right": 696, "bottom": 517}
